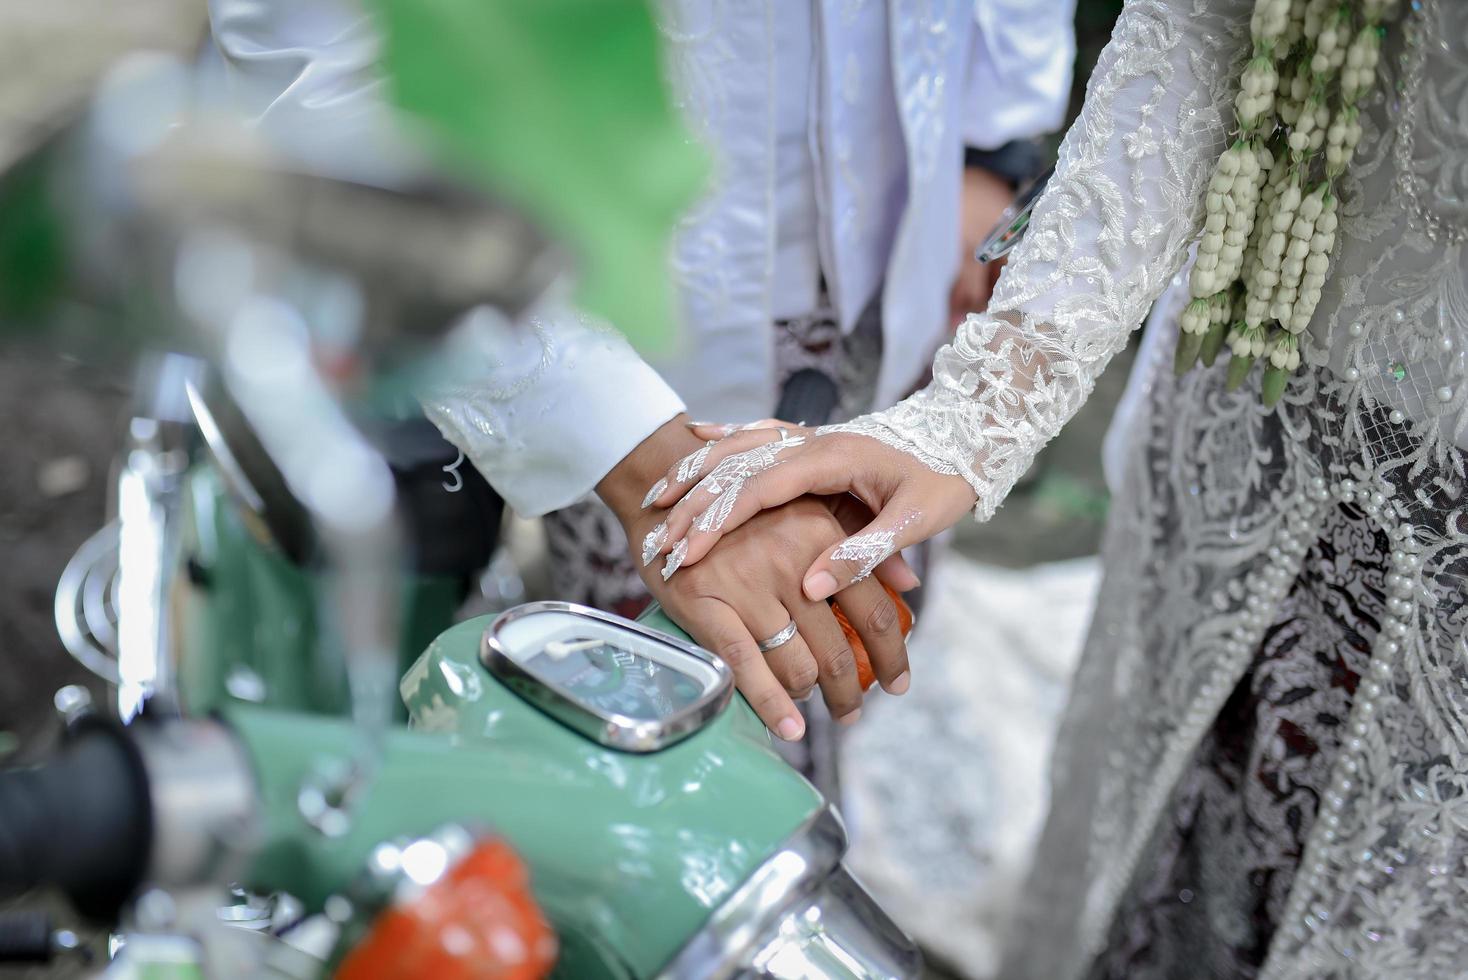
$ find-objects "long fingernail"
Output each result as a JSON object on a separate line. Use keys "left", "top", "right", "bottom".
{"left": 685, "top": 420, "right": 719, "bottom": 429}
{"left": 641, "top": 522, "right": 667, "bottom": 566}
{"left": 836, "top": 708, "right": 862, "bottom": 726}
{"left": 776, "top": 716, "right": 805, "bottom": 741}
{"left": 886, "top": 671, "right": 910, "bottom": 696}
{"left": 676, "top": 443, "right": 715, "bottom": 483}
{"left": 641, "top": 477, "right": 668, "bottom": 509}
{"left": 661, "top": 538, "right": 688, "bottom": 581}
{"left": 803, "top": 570, "right": 838, "bottom": 601}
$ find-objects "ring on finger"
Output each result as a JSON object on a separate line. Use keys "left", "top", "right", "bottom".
{"left": 757, "top": 620, "right": 799, "bottom": 652}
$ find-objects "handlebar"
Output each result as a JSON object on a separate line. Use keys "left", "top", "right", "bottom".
{"left": 0, "top": 722, "right": 152, "bottom": 922}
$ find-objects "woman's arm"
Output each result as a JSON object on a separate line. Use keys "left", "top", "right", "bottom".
{"left": 846, "top": 0, "right": 1252, "bottom": 518}
{"left": 645, "top": 0, "right": 1254, "bottom": 595}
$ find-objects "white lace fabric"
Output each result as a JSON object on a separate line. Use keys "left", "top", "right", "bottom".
{"left": 827, "top": 0, "right": 1468, "bottom": 978}
{"left": 835, "top": 0, "right": 1243, "bottom": 520}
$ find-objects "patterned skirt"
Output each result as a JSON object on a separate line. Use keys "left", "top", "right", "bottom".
{"left": 1086, "top": 473, "right": 1391, "bottom": 977}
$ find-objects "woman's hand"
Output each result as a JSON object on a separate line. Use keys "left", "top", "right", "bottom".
{"left": 600, "top": 415, "right": 919, "bottom": 738}
{"left": 643, "top": 420, "right": 977, "bottom": 601}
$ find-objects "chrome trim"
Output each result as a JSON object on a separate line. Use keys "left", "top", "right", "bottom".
{"left": 54, "top": 521, "right": 123, "bottom": 683}
{"left": 134, "top": 719, "right": 259, "bottom": 888}
{"left": 747, "top": 865, "right": 922, "bottom": 979}
{"left": 184, "top": 379, "right": 263, "bottom": 514}
{"left": 184, "top": 375, "right": 314, "bottom": 565}
{"left": 115, "top": 433, "right": 183, "bottom": 721}
{"left": 480, "top": 601, "right": 734, "bottom": 753}
{"left": 655, "top": 806, "right": 846, "bottom": 980}
{"left": 657, "top": 806, "right": 922, "bottom": 979}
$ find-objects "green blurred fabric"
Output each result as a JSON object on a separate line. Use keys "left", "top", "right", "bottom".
{"left": 368, "top": 0, "right": 707, "bottom": 353}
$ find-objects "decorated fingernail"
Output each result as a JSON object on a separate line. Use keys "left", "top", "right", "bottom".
{"left": 641, "top": 477, "right": 668, "bottom": 509}
{"left": 675, "top": 442, "right": 715, "bottom": 483}
{"left": 641, "top": 522, "right": 667, "bottom": 566}
{"left": 662, "top": 538, "right": 688, "bottom": 581}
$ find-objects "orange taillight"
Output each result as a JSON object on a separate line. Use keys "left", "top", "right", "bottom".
{"left": 336, "top": 837, "right": 556, "bottom": 980}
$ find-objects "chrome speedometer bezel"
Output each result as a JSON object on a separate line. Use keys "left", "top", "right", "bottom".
{"left": 480, "top": 600, "right": 733, "bottom": 753}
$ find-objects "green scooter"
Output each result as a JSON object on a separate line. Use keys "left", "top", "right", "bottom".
{"left": 3, "top": 73, "right": 922, "bottom": 980}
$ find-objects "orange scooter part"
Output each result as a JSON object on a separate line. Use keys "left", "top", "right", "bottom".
{"left": 336, "top": 837, "right": 557, "bottom": 980}
{"left": 830, "top": 583, "right": 914, "bottom": 691}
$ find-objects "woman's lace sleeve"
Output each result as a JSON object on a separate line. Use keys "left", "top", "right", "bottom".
{"left": 832, "top": 0, "right": 1251, "bottom": 520}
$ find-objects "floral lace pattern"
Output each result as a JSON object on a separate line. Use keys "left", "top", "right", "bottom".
{"left": 816, "top": 0, "right": 1468, "bottom": 977}
{"left": 1087, "top": 501, "right": 1386, "bottom": 979}
{"left": 832, "top": 0, "right": 1247, "bottom": 520}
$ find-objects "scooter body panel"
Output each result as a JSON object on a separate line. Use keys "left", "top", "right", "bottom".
{"left": 233, "top": 612, "right": 822, "bottom": 978}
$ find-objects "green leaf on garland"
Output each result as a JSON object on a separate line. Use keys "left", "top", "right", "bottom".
{"left": 1261, "top": 364, "right": 1288, "bottom": 407}
{"left": 1174, "top": 330, "right": 1205, "bottom": 377}
{"left": 1199, "top": 319, "right": 1230, "bottom": 367}
{"left": 1225, "top": 351, "right": 1254, "bottom": 391}
{"left": 366, "top": 0, "right": 707, "bottom": 352}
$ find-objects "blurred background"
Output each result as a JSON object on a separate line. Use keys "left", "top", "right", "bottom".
{"left": 0, "top": 1, "right": 1123, "bottom": 977}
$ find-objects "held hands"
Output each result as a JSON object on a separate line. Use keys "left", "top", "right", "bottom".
{"left": 598, "top": 416, "right": 921, "bottom": 741}
{"left": 643, "top": 420, "right": 976, "bottom": 603}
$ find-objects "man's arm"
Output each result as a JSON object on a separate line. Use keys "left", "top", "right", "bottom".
{"left": 207, "top": 0, "right": 688, "bottom": 516}
{"left": 423, "top": 306, "right": 685, "bottom": 516}
{"left": 205, "top": 0, "right": 913, "bottom": 736}
{"left": 951, "top": 1, "right": 1077, "bottom": 322}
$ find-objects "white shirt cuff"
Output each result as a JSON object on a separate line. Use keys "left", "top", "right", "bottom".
{"left": 420, "top": 306, "right": 686, "bottom": 517}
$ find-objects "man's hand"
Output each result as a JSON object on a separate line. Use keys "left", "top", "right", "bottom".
{"left": 948, "top": 165, "right": 1015, "bottom": 327}
{"left": 597, "top": 415, "right": 915, "bottom": 740}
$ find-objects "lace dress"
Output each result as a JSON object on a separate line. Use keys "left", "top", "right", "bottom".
{"left": 833, "top": 0, "right": 1468, "bottom": 976}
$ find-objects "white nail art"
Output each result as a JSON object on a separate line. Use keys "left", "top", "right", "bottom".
{"left": 830, "top": 512, "right": 921, "bottom": 583}
{"left": 641, "top": 523, "right": 667, "bottom": 566}
{"left": 695, "top": 490, "right": 737, "bottom": 532}
{"left": 694, "top": 437, "right": 805, "bottom": 496}
{"left": 687, "top": 437, "right": 806, "bottom": 534}
{"left": 641, "top": 477, "right": 668, "bottom": 509}
{"left": 675, "top": 442, "right": 715, "bottom": 484}
{"left": 662, "top": 538, "right": 688, "bottom": 580}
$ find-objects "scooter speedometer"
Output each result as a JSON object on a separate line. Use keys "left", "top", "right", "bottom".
{"left": 480, "top": 602, "right": 734, "bottom": 752}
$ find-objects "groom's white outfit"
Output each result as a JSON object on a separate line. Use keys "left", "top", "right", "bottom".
{"left": 208, "top": 0, "right": 1075, "bottom": 515}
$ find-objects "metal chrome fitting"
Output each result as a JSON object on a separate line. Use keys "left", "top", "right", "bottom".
{"left": 658, "top": 807, "right": 921, "bottom": 979}
{"left": 132, "top": 718, "right": 258, "bottom": 888}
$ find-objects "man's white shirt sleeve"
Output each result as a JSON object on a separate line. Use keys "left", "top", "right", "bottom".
{"left": 207, "top": 0, "right": 685, "bottom": 516}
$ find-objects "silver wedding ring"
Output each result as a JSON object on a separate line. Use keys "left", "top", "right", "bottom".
{"left": 757, "top": 620, "right": 799, "bottom": 652}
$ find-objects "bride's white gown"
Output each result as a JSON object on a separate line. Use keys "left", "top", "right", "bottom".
{"left": 836, "top": 0, "right": 1468, "bottom": 976}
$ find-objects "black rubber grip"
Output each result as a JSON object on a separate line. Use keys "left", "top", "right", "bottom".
{"left": 0, "top": 910, "right": 52, "bottom": 963}
{"left": 0, "top": 722, "right": 152, "bottom": 922}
